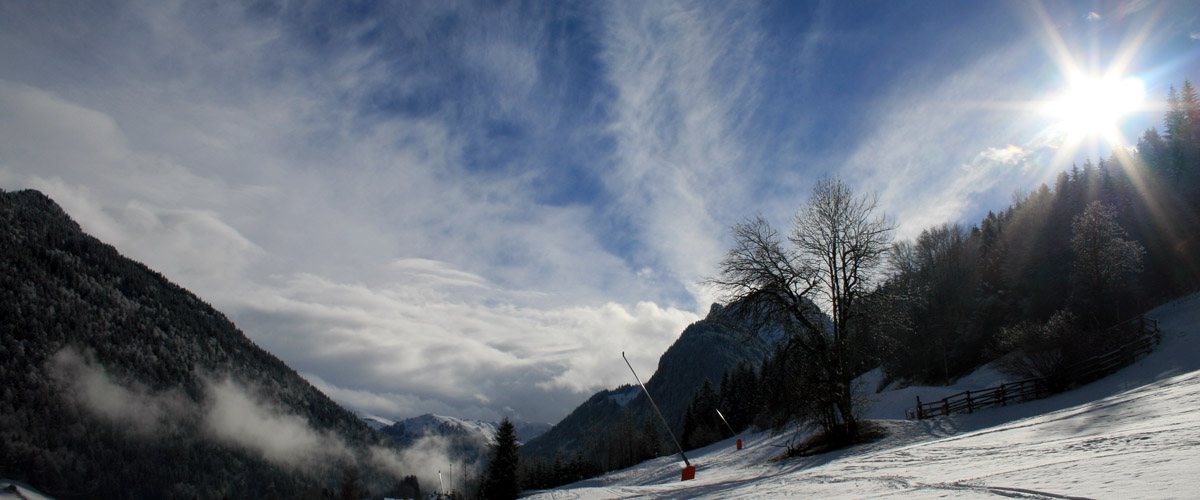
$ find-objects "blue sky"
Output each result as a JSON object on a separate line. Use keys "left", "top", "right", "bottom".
{"left": 1, "top": 0, "right": 1197, "bottom": 424}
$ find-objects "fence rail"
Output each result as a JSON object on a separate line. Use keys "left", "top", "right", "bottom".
{"left": 905, "top": 316, "right": 1160, "bottom": 420}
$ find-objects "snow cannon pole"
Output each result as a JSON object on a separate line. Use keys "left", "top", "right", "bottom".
{"left": 715, "top": 409, "right": 742, "bottom": 450}
{"left": 623, "top": 351, "right": 695, "bottom": 481}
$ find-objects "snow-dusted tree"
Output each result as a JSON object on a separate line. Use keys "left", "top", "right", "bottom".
{"left": 1070, "top": 201, "right": 1144, "bottom": 325}
{"left": 708, "top": 177, "right": 892, "bottom": 446}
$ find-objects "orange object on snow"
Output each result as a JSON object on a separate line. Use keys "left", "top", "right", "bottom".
{"left": 681, "top": 465, "right": 696, "bottom": 481}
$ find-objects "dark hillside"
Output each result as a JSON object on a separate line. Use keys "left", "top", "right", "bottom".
{"left": 0, "top": 189, "right": 410, "bottom": 499}
{"left": 522, "top": 303, "right": 773, "bottom": 462}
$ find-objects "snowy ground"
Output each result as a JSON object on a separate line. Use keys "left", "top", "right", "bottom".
{"left": 0, "top": 481, "right": 57, "bottom": 500}
{"left": 527, "top": 293, "right": 1200, "bottom": 499}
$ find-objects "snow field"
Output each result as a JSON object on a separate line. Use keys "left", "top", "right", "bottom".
{"left": 527, "top": 293, "right": 1200, "bottom": 499}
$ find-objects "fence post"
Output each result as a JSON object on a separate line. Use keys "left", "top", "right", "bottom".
{"left": 914, "top": 396, "right": 921, "bottom": 420}
{"left": 998, "top": 384, "right": 1006, "bottom": 406}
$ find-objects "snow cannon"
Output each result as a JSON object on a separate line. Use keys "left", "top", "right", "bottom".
{"left": 681, "top": 465, "right": 696, "bottom": 481}
{"left": 624, "top": 352, "right": 697, "bottom": 482}
{"left": 737, "top": 439, "right": 743, "bottom": 450}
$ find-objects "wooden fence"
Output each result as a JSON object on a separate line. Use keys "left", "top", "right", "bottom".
{"left": 906, "top": 316, "right": 1160, "bottom": 420}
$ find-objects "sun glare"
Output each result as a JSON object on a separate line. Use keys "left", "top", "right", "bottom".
{"left": 1046, "top": 73, "right": 1145, "bottom": 138}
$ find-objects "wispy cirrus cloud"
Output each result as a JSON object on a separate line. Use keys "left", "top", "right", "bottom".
{"left": 839, "top": 37, "right": 1065, "bottom": 240}
{"left": 0, "top": 74, "right": 697, "bottom": 423}
{"left": 598, "top": 1, "right": 774, "bottom": 307}
{"left": 0, "top": 0, "right": 700, "bottom": 424}
{"left": 4, "top": 0, "right": 1193, "bottom": 426}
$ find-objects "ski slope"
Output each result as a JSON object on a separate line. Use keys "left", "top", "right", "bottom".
{"left": 1, "top": 481, "right": 56, "bottom": 500}
{"left": 528, "top": 293, "right": 1200, "bottom": 499}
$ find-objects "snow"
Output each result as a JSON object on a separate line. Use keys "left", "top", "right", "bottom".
{"left": 401, "top": 414, "right": 501, "bottom": 445}
{"left": 356, "top": 411, "right": 397, "bottom": 430}
{"left": 0, "top": 481, "right": 58, "bottom": 500}
{"left": 607, "top": 387, "right": 640, "bottom": 407}
{"left": 527, "top": 293, "right": 1200, "bottom": 499}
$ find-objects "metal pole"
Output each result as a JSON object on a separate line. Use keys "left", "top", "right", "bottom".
{"left": 623, "top": 352, "right": 691, "bottom": 467}
{"left": 714, "top": 408, "right": 737, "bottom": 437}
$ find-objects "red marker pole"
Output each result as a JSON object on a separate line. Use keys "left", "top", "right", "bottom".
{"left": 623, "top": 352, "right": 695, "bottom": 481}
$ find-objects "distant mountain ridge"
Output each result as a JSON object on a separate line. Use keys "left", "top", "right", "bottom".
{"left": 0, "top": 189, "right": 417, "bottom": 499}
{"left": 370, "top": 413, "right": 550, "bottom": 491}
{"left": 365, "top": 412, "right": 550, "bottom": 446}
{"left": 522, "top": 302, "right": 783, "bottom": 460}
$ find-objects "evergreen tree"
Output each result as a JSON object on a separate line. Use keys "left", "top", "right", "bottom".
{"left": 480, "top": 418, "right": 521, "bottom": 500}
{"left": 1182, "top": 80, "right": 1200, "bottom": 137}
{"left": 1165, "top": 85, "right": 1183, "bottom": 143}
{"left": 681, "top": 379, "right": 721, "bottom": 449}
{"left": 339, "top": 469, "right": 361, "bottom": 500}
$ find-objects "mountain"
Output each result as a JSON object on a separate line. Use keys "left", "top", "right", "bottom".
{"left": 378, "top": 414, "right": 550, "bottom": 445}
{"left": 524, "top": 293, "right": 1200, "bottom": 499}
{"left": 522, "top": 302, "right": 780, "bottom": 461}
{"left": 355, "top": 411, "right": 397, "bottom": 431}
{"left": 0, "top": 189, "right": 417, "bottom": 499}
{"left": 513, "top": 421, "right": 553, "bottom": 443}
{"left": 382, "top": 414, "right": 501, "bottom": 448}
{"left": 377, "top": 413, "right": 550, "bottom": 465}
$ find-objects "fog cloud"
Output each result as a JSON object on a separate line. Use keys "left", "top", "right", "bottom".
{"left": 49, "top": 348, "right": 190, "bottom": 436}
{"left": 49, "top": 347, "right": 473, "bottom": 489}
{"left": 203, "top": 377, "right": 352, "bottom": 472}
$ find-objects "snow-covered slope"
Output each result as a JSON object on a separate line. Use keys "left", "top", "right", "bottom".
{"left": 378, "top": 413, "right": 551, "bottom": 446}
{"left": 356, "top": 411, "right": 396, "bottom": 431}
{"left": 528, "top": 293, "right": 1200, "bottom": 499}
{"left": 1, "top": 480, "right": 58, "bottom": 500}
{"left": 390, "top": 414, "right": 501, "bottom": 445}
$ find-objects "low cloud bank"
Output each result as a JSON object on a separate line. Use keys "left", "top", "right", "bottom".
{"left": 48, "top": 347, "right": 470, "bottom": 492}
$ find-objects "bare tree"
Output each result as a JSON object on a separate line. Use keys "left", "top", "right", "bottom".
{"left": 708, "top": 177, "right": 893, "bottom": 445}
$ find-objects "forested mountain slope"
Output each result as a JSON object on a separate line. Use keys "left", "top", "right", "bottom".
{"left": 522, "top": 303, "right": 775, "bottom": 463}
{"left": 0, "top": 189, "right": 415, "bottom": 499}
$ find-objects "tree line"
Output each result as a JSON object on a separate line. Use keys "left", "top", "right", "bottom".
{"left": 474, "top": 80, "right": 1200, "bottom": 494}
{"left": 686, "top": 80, "right": 1200, "bottom": 453}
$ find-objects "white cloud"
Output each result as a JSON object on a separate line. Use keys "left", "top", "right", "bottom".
{"left": 0, "top": 1, "right": 706, "bottom": 425}
{"left": 0, "top": 77, "right": 694, "bottom": 423}
{"left": 979, "top": 144, "right": 1028, "bottom": 165}
{"left": 49, "top": 346, "right": 462, "bottom": 487}
{"left": 234, "top": 269, "right": 697, "bottom": 423}
{"left": 49, "top": 348, "right": 189, "bottom": 436}
{"left": 839, "top": 39, "right": 1062, "bottom": 240}
{"left": 598, "top": 1, "right": 771, "bottom": 310}
{"left": 204, "top": 377, "right": 352, "bottom": 472}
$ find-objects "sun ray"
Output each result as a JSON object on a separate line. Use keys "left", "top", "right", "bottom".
{"left": 1023, "top": 0, "right": 1166, "bottom": 175}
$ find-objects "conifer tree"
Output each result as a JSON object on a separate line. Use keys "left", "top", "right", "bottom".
{"left": 480, "top": 418, "right": 521, "bottom": 500}
{"left": 339, "top": 468, "right": 361, "bottom": 500}
{"left": 1165, "top": 85, "right": 1183, "bottom": 142}
{"left": 1181, "top": 80, "right": 1200, "bottom": 131}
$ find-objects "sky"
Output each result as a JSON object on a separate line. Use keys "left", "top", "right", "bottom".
{"left": 1, "top": 0, "right": 1197, "bottom": 425}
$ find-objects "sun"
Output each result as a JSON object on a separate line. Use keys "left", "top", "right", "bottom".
{"left": 1045, "top": 72, "right": 1146, "bottom": 139}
